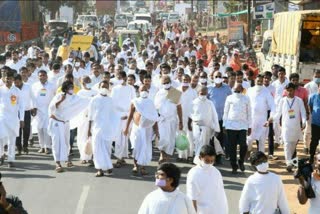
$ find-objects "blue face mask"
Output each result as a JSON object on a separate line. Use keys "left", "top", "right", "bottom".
{"left": 314, "top": 78, "right": 320, "bottom": 84}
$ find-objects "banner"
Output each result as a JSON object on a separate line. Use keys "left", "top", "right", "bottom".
{"left": 70, "top": 35, "right": 93, "bottom": 51}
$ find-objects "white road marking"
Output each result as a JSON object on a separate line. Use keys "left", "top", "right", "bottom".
{"left": 75, "top": 185, "right": 90, "bottom": 214}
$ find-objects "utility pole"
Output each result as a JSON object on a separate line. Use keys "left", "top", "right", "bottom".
{"left": 191, "top": 0, "right": 194, "bottom": 20}
{"left": 247, "top": 0, "right": 252, "bottom": 46}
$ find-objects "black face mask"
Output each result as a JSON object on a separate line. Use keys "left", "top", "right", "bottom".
{"left": 234, "top": 90, "right": 241, "bottom": 93}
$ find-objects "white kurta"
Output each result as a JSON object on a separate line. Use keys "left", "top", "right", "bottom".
{"left": 274, "top": 96, "right": 306, "bottom": 143}
{"left": 75, "top": 89, "right": 98, "bottom": 161}
{"left": 130, "top": 97, "right": 159, "bottom": 166}
{"left": 190, "top": 98, "right": 220, "bottom": 164}
{"left": 246, "top": 86, "right": 275, "bottom": 152}
{"left": 0, "top": 85, "right": 24, "bottom": 138}
{"left": 309, "top": 176, "right": 320, "bottom": 214}
{"left": 177, "top": 87, "right": 197, "bottom": 159}
{"left": 138, "top": 188, "right": 196, "bottom": 214}
{"left": 239, "top": 172, "right": 290, "bottom": 214}
{"left": 88, "top": 94, "right": 119, "bottom": 170}
{"left": 111, "top": 84, "right": 136, "bottom": 159}
{"left": 154, "top": 89, "right": 179, "bottom": 155}
{"left": 0, "top": 85, "right": 24, "bottom": 161}
{"left": 187, "top": 165, "right": 228, "bottom": 214}
{"left": 48, "top": 93, "right": 89, "bottom": 162}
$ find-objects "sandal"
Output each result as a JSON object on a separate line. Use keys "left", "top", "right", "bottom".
{"left": 67, "top": 162, "right": 74, "bottom": 168}
{"left": 113, "top": 161, "right": 122, "bottom": 168}
{"left": 55, "top": 166, "right": 64, "bottom": 173}
{"left": 132, "top": 166, "right": 138, "bottom": 174}
{"left": 95, "top": 170, "right": 104, "bottom": 177}
{"left": 80, "top": 160, "right": 87, "bottom": 164}
{"left": 140, "top": 168, "right": 149, "bottom": 176}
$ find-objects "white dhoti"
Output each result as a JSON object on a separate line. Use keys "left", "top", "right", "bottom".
{"left": 92, "top": 132, "right": 113, "bottom": 170}
{"left": 0, "top": 136, "right": 16, "bottom": 161}
{"left": 35, "top": 110, "right": 51, "bottom": 149}
{"left": 130, "top": 123, "right": 153, "bottom": 166}
{"left": 193, "top": 125, "right": 213, "bottom": 165}
{"left": 48, "top": 119, "right": 70, "bottom": 162}
{"left": 284, "top": 141, "right": 298, "bottom": 166}
{"left": 114, "top": 119, "right": 129, "bottom": 159}
{"left": 77, "top": 119, "right": 92, "bottom": 161}
{"left": 158, "top": 117, "right": 177, "bottom": 155}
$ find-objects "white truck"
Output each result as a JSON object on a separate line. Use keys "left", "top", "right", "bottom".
{"left": 261, "top": 10, "right": 320, "bottom": 83}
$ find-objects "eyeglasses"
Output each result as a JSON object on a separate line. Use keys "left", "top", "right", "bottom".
{"left": 215, "top": 76, "right": 222, "bottom": 78}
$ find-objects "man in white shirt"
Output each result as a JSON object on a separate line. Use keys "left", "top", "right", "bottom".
{"left": 0, "top": 70, "right": 25, "bottom": 168}
{"left": 32, "top": 70, "right": 56, "bottom": 154}
{"left": 139, "top": 163, "right": 196, "bottom": 214}
{"left": 154, "top": 75, "right": 183, "bottom": 163}
{"left": 14, "top": 74, "right": 34, "bottom": 155}
{"left": 223, "top": 83, "right": 252, "bottom": 174}
{"left": 239, "top": 151, "right": 290, "bottom": 214}
{"left": 5, "top": 50, "right": 23, "bottom": 72}
{"left": 219, "top": 55, "right": 229, "bottom": 76}
{"left": 187, "top": 145, "right": 228, "bottom": 214}
{"left": 88, "top": 80, "right": 118, "bottom": 176}
{"left": 111, "top": 71, "right": 136, "bottom": 168}
{"left": 303, "top": 69, "right": 320, "bottom": 154}
{"left": 271, "top": 83, "right": 306, "bottom": 172}
{"left": 48, "top": 80, "right": 89, "bottom": 172}
{"left": 165, "top": 27, "right": 176, "bottom": 41}
{"left": 184, "top": 44, "right": 197, "bottom": 58}
{"left": 189, "top": 86, "right": 220, "bottom": 164}
{"left": 48, "top": 63, "right": 64, "bottom": 86}
{"left": 177, "top": 74, "right": 197, "bottom": 161}
{"left": 89, "top": 63, "right": 102, "bottom": 86}
{"left": 246, "top": 75, "right": 275, "bottom": 153}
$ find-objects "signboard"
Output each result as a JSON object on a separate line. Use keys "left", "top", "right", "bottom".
{"left": 0, "top": 32, "right": 21, "bottom": 45}
{"left": 254, "top": 3, "right": 274, "bottom": 19}
{"left": 70, "top": 35, "right": 93, "bottom": 51}
{"left": 228, "top": 20, "right": 244, "bottom": 41}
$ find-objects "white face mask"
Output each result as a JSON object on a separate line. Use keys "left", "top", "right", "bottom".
{"left": 128, "top": 69, "right": 135, "bottom": 75}
{"left": 99, "top": 88, "right": 108, "bottom": 96}
{"left": 68, "top": 89, "right": 74, "bottom": 95}
{"left": 200, "top": 78, "right": 207, "bottom": 84}
{"left": 214, "top": 78, "right": 223, "bottom": 84}
{"left": 85, "top": 83, "right": 92, "bottom": 89}
{"left": 200, "top": 160, "right": 212, "bottom": 170}
{"left": 256, "top": 162, "right": 269, "bottom": 172}
{"left": 181, "top": 82, "right": 190, "bottom": 87}
{"left": 163, "top": 83, "right": 171, "bottom": 90}
{"left": 256, "top": 85, "right": 263, "bottom": 91}
{"left": 75, "top": 62, "right": 80, "bottom": 67}
{"left": 140, "top": 91, "right": 149, "bottom": 98}
{"left": 199, "top": 95, "right": 207, "bottom": 101}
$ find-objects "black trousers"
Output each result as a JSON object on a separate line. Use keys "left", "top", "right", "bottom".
{"left": 267, "top": 110, "right": 275, "bottom": 155}
{"left": 310, "top": 124, "right": 320, "bottom": 161}
{"left": 227, "top": 129, "right": 247, "bottom": 169}
{"left": 70, "top": 128, "right": 77, "bottom": 149}
{"left": 16, "top": 110, "right": 31, "bottom": 151}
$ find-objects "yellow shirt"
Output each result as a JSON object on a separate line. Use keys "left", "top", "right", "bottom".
{"left": 57, "top": 45, "right": 70, "bottom": 61}
{"left": 56, "top": 85, "right": 80, "bottom": 94}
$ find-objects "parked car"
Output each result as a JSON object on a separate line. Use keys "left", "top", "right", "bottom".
{"left": 114, "top": 13, "right": 129, "bottom": 28}
{"left": 75, "top": 15, "right": 99, "bottom": 30}
{"left": 127, "top": 20, "right": 152, "bottom": 33}
{"left": 134, "top": 13, "right": 152, "bottom": 23}
{"left": 167, "top": 13, "right": 180, "bottom": 24}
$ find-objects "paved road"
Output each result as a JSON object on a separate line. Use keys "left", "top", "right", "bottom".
{"left": 1, "top": 143, "right": 253, "bottom": 214}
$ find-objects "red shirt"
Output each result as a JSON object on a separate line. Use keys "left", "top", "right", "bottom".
{"left": 282, "top": 86, "right": 308, "bottom": 102}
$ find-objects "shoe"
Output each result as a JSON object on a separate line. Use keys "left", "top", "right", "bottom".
{"left": 286, "top": 165, "right": 293, "bottom": 172}
{"left": 38, "top": 148, "right": 45, "bottom": 153}
{"left": 231, "top": 168, "right": 238, "bottom": 174}
{"left": 238, "top": 161, "right": 245, "bottom": 172}
{"left": 106, "top": 169, "right": 113, "bottom": 176}
{"left": 23, "top": 147, "right": 29, "bottom": 154}
{"left": 8, "top": 162, "right": 14, "bottom": 168}
{"left": 45, "top": 148, "right": 51, "bottom": 155}
{"left": 0, "top": 156, "right": 4, "bottom": 166}
{"left": 303, "top": 148, "right": 309, "bottom": 155}
{"left": 268, "top": 155, "right": 278, "bottom": 160}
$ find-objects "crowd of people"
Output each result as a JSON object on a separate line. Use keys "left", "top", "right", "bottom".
{"left": 0, "top": 20, "right": 320, "bottom": 213}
